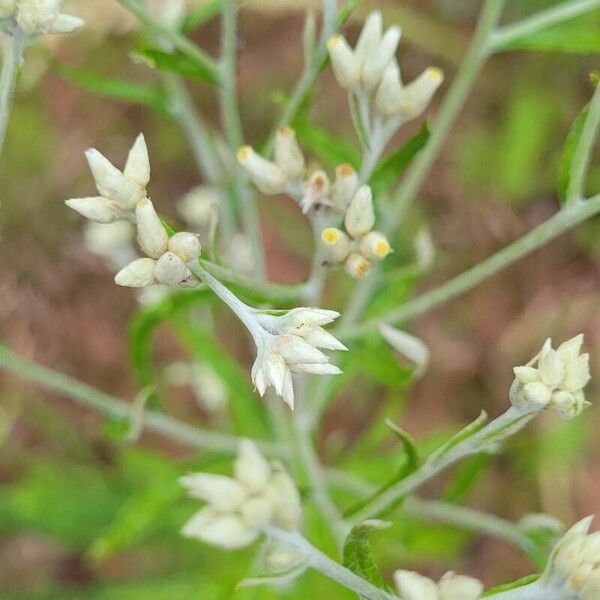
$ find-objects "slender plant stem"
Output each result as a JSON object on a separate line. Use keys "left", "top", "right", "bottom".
{"left": 0, "top": 344, "right": 281, "bottom": 456}
{"left": 338, "top": 0, "right": 506, "bottom": 331}
{"left": 0, "top": 28, "right": 24, "bottom": 158}
{"left": 266, "top": 528, "right": 397, "bottom": 600}
{"left": 116, "top": 0, "right": 219, "bottom": 83}
{"left": 489, "top": 0, "right": 600, "bottom": 51}
{"left": 338, "top": 193, "right": 600, "bottom": 339}
{"left": 219, "top": 0, "right": 266, "bottom": 278}
{"left": 262, "top": 0, "right": 339, "bottom": 156}
{"left": 346, "top": 406, "right": 536, "bottom": 526}
{"left": 566, "top": 81, "right": 600, "bottom": 203}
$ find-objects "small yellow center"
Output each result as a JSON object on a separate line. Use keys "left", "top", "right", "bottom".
{"left": 237, "top": 146, "right": 251, "bottom": 161}
{"left": 336, "top": 163, "right": 354, "bottom": 178}
{"left": 322, "top": 228, "right": 340, "bottom": 245}
{"left": 374, "top": 241, "right": 391, "bottom": 258}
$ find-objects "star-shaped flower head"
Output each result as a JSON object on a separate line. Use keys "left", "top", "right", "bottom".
{"left": 251, "top": 308, "right": 347, "bottom": 410}
{"left": 66, "top": 134, "right": 150, "bottom": 224}
{"left": 4, "top": 0, "right": 84, "bottom": 36}
{"left": 180, "top": 439, "right": 302, "bottom": 549}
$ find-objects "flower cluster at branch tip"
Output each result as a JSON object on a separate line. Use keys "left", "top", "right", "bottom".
{"left": 0, "top": 0, "right": 83, "bottom": 36}
{"left": 394, "top": 569, "right": 483, "bottom": 600}
{"left": 321, "top": 185, "right": 392, "bottom": 279}
{"left": 66, "top": 134, "right": 202, "bottom": 288}
{"left": 511, "top": 334, "right": 591, "bottom": 419}
{"left": 251, "top": 308, "right": 347, "bottom": 410}
{"left": 180, "top": 439, "right": 302, "bottom": 550}
{"left": 540, "top": 516, "right": 600, "bottom": 599}
{"left": 327, "top": 10, "right": 443, "bottom": 122}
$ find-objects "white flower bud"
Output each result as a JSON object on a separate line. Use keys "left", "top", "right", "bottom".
{"left": 265, "top": 541, "right": 300, "bottom": 573}
{"left": 65, "top": 197, "right": 129, "bottom": 224}
{"left": 240, "top": 496, "right": 274, "bottom": 528}
{"left": 181, "top": 507, "right": 258, "bottom": 549}
{"left": 267, "top": 465, "right": 302, "bottom": 530}
{"left": 276, "top": 307, "right": 341, "bottom": 328}
{"left": 123, "top": 133, "right": 151, "bottom": 188}
{"left": 168, "top": 231, "right": 201, "bottom": 262}
{"left": 562, "top": 353, "right": 591, "bottom": 392}
{"left": 354, "top": 11, "right": 383, "bottom": 66}
{"left": 327, "top": 35, "right": 360, "bottom": 90}
{"left": 0, "top": 0, "right": 15, "bottom": 18}
{"left": 523, "top": 381, "right": 552, "bottom": 408}
{"left": 359, "top": 231, "right": 392, "bottom": 261}
{"left": 345, "top": 185, "right": 375, "bottom": 239}
{"left": 291, "top": 363, "right": 342, "bottom": 376}
{"left": 557, "top": 334, "right": 584, "bottom": 363}
{"left": 394, "top": 570, "right": 438, "bottom": 600}
{"left": 16, "top": 0, "right": 58, "bottom": 35}
{"left": 294, "top": 324, "right": 347, "bottom": 351}
{"left": 362, "top": 26, "right": 401, "bottom": 90}
{"left": 48, "top": 13, "right": 84, "bottom": 34}
{"left": 438, "top": 572, "right": 483, "bottom": 600}
{"left": 513, "top": 366, "right": 540, "bottom": 385}
{"left": 155, "top": 251, "right": 188, "bottom": 285}
{"left": 86, "top": 148, "right": 145, "bottom": 209}
{"left": 135, "top": 198, "right": 169, "bottom": 258}
{"left": 398, "top": 67, "right": 444, "bottom": 120}
{"left": 114, "top": 258, "right": 156, "bottom": 287}
{"left": 274, "top": 127, "right": 305, "bottom": 180}
{"left": 332, "top": 164, "right": 359, "bottom": 213}
{"left": 237, "top": 146, "right": 287, "bottom": 195}
{"left": 551, "top": 390, "right": 589, "bottom": 420}
{"left": 321, "top": 227, "right": 351, "bottom": 264}
{"left": 345, "top": 252, "right": 371, "bottom": 279}
{"left": 276, "top": 334, "right": 329, "bottom": 366}
{"left": 374, "top": 60, "right": 403, "bottom": 117}
{"left": 179, "top": 473, "right": 247, "bottom": 512}
{"left": 538, "top": 348, "right": 564, "bottom": 386}
{"left": 300, "top": 170, "right": 331, "bottom": 213}
{"left": 234, "top": 439, "right": 271, "bottom": 494}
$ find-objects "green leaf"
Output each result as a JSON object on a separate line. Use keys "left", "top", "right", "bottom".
{"left": 441, "top": 453, "right": 492, "bottom": 503}
{"left": 55, "top": 65, "right": 170, "bottom": 115}
{"left": 370, "top": 123, "right": 430, "bottom": 196}
{"left": 482, "top": 574, "right": 539, "bottom": 597}
{"left": 385, "top": 419, "right": 421, "bottom": 479}
{"left": 182, "top": 0, "right": 222, "bottom": 33}
{"left": 342, "top": 520, "right": 394, "bottom": 594}
{"left": 294, "top": 120, "right": 360, "bottom": 168}
{"left": 501, "top": 24, "right": 600, "bottom": 55}
{"left": 558, "top": 105, "right": 589, "bottom": 204}
{"left": 133, "top": 48, "right": 220, "bottom": 85}
{"left": 170, "top": 317, "right": 270, "bottom": 438}
{"left": 429, "top": 411, "right": 488, "bottom": 463}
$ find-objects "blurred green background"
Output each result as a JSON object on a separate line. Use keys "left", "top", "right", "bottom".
{"left": 0, "top": 0, "right": 599, "bottom": 598}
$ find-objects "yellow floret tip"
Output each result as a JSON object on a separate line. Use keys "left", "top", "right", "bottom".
{"left": 237, "top": 146, "right": 251, "bottom": 162}
{"left": 327, "top": 35, "right": 343, "bottom": 49}
{"left": 374, "top": 241, "right": 391, "bottom": 258}
{"left": 427, "top": 67, "right": 444, "bottom": 83}
{"left": 336, "top": 163, "right": 355, "bottom": 177}
{"left": 278, "top": 126, "right": 296, "bottom": 138}
{"left": 322, "top": 228, "right": 341, "bottom": 245}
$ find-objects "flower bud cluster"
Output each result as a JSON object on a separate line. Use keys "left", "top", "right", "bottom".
{"left": 327, "top": 11, "right": 443, "bottom": 121}
{"left": 251, "top": 308, "right": 347, "bottom": 410}
{"left": 0, "top": 0, "right": 83, "bottom": 36}
{"left": 180, "top": 439, "right": 302, "bottom": 550}
{"left": 394, "top": 569, "right": 483, "bottom": 600}
{"left": 541, "top": 516, "right": 600, "bottom": 599}
{"left": 510, "top": 334, "right": 591, "bottom": 419}
{"left": 321, "top": 185, "right": 392, "bottom": 279}
{"left": 66, "top": 134, "right": 201, "bottom": 289}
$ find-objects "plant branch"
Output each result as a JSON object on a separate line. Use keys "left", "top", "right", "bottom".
{"left": 489, "top": 0, "right": 600, "bottom": 51}
{"left": 0, "top": 28, "right": 24, "bottom": 158}
{"left": 0, "top": 344, "right": 282, "bottom": 456}
{"left": 338, "top": 193, "right": 600, "bottom": 340}
{"left": 566, "top": 79, "right": 600, "bottom": 203}
{"left": 266, "top": 527, "right": 397, "bottom": 600}
{"left": 219, "top": 0, "right": 266, "bottom": 277}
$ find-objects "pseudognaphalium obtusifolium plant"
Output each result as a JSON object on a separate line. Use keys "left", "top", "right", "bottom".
{"left": 180, "top": 439, "right": 302, "bottom": 550}
{"left": 511, "top": 334, "right": 591, "bottom": 419}
{"left": 0, "top": 0, "right": 83, "bottom": 36}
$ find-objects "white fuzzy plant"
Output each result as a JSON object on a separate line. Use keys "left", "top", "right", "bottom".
{"left": 1, "top": 1, "right": 600, "bottom": 599}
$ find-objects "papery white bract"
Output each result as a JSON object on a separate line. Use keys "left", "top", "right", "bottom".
{"left": 180, "top": 440, "right": 302, "bottom": 550}
{"left": 394, "top": 569, "right": 483, "bottom": 600}
{"left": 511, "top": 334, "right": 591, "bottom": 419}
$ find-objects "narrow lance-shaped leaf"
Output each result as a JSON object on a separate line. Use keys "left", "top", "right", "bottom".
{"left": 132, "top": 48, "right": 220, "bottom": 85}
{"left": 294, "top": 119, "right": 361, "bottom": 168}
{"left": 342, "top": 520, "right": 394, "bottom": 594}
{"left": 428, "top": 410, "right": 488, "bottom": 464}
{"left": 182, "top": 0, "right": 222, "bottom": 33}
{"left": 558, "top": 104, "right": 589, "bottom": 204}
{"left": 385, "top": 419, "right": 421, "bottom": 478}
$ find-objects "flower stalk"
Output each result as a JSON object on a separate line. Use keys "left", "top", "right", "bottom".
{"left": 0, "top": 27, "right": 24, "bottom": 157}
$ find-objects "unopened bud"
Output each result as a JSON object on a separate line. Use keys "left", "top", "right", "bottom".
{"left": 123, "top": 133, "right": 151, "bottom": 188}
{"left": 398, "top": 67, "right": 444, "bottom": 120}
{"left": 274, "top": 127, "right": 305, "bottom": 180}
{"left": 168, "top": 231, "right": 201, "bottom": 262}
{"left": 327, "top": 35, "right": 360, "bottom": 90}
{"left": 374, "top": 61, "right": 403, "bottom": 117}
{"left": 237, "top": 146, "right": 287, "bottom": 195}
{"left": 136, "top": 198, "right": 169, "bottom": 258}
{"left": 114, "top": 258, "right": 156, "bottom": 287}
{"left": 362, "top": 26, "right": 401, "bottom": 90}
{"left": 65, "top": 197, "right": 127, "bottom": 224}
{"left": 321, "top": 228, "right": 351, "bottom": 263}
{"left": 345, "top": 185, "right": 375, "bottom": 239}
{"left": 354, "top": 11, "right": 383, "bottom": 66}
{"left": 155, "top": 251, "right": 188, "bottom": 285}
{"left": 345, "top": 252, "right": 371, "bottom": 279}
{"left": 360, "top": 231, "right": 392, "bottom": 260}
{"left": 332, "top": 164, "right": 359, "bottom": 212}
